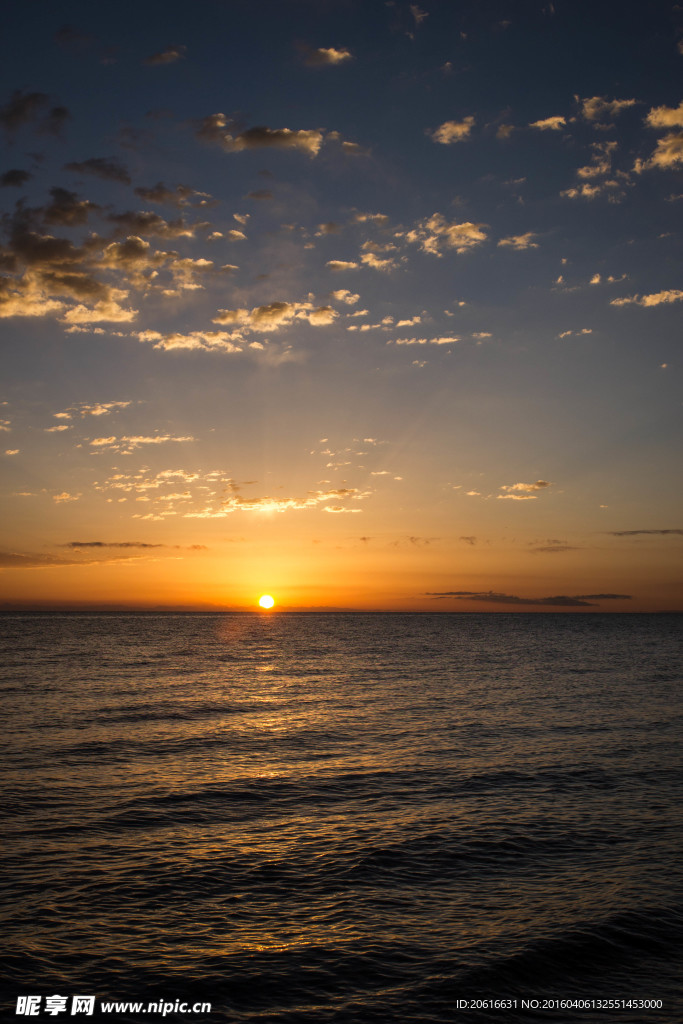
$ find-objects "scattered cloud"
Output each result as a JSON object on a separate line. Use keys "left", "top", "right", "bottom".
{"left": 0, "top": 90, "right": 69, "bottom": 138}
{"left": 197, "top": 114, "right": 324, "bottom": 156}
{"left": 64, "top": 157, "right": 131, "bottom": 184}
{"left": 1, "top": 169, "right": 32, "bottom": 188}
{"left": 426, "top": 590, "right": 630, "bottom": 606}
{"left": 646, "top": 101, "right": 683, "bottom": 129}
{"left": 635, "top": 132, "right": 683, "bottom": 171}
{"left": 608, "top": 529, "right": 683, "bottom": 536}
{"left": 500, "top": 480, "right": 551, "bottom": 493}
{"left": 529, "top": 115, "right": 565, "bottom": 131}
{"left": 579, "top": 95, "right": 636, "bottom": 123}
{"left": 430, "top": 117, "right": 475, "bottom": 144}
{"left": 133, "top": 182, "right": 210, "bottom": 207}
{"left": 497, "top": 232, "right": 538, "bottom": 250}
{"left": 89, "top": 434, "right": 195, "bottom": 453}
{"left": 330, "top": 289, "right": 360, "bottom": 305}
{"left": 610, "top": 289, "right": 683, "bottom": 307}
{"left": 212, "top": 300, "right": 338, "bottom": 332}
{"left": 303, "top": 46, "right": 352, "bottom": 67}
{"left": 144, "top": 45, "right": 187, "bottom": 66}
{"left": 327, "top": 259, "right": 359, "bottom": 271}
{"left": 406, "top": 213, "right": 487, "bottom": 256}
{"left": 62, "top": 540, "right": 206, "bottom": 549}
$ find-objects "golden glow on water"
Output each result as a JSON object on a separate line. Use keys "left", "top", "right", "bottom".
{"left": 258, "top": 594, "right": 275, "bottom": 609}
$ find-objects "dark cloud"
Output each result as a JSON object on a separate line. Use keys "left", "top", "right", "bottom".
{"left": 424, "top": 590, "right": 631, "bottom": 607}
{"left": 42, "top": 106, "right": 70, "bottom": 137}
{"left": 106, "top": 210, "right": 205, "bottom": 238}
{"left": 609, "top": 529, "right": 683, "bottom": 537}
{"left": 134, "top": 182, "right": 199, "bottom": 206}
{"left": 460, "top": 535, "right": 477, "bottom": 545}
{"left": 144, "top": 45, "right": 187, "bottom": 66}
{"left": 0, "top": 550, "right": 77, "bottom": 568}
{"left": 43, "top": 187, "right": 100, "bottom": 226}
{"left": 247, "top": 189, "right": 273, "bottom": 201}
{"left": 196, "top": 115, "right": 324, "bottom": 156}
{"left": 0, "top": 91, "right": 49, "bottom": 134}
{"left": 0, "top": 169, "right": 31, "bottom": 188}
{"left": 64, "top": 157, "right": 131, "bottom": 184}
{"left": 54, "top": 25, "right": 95, "bottom": 50}
{"left": 63, "top": 541, "right": 208, "bottom": 549}
{"left": 529, "top": 543, "right": 580, "bottom": 553}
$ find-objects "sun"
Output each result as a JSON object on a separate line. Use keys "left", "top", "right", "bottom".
{"left": 258, "top": 594, "right": 275, "bottom": 609}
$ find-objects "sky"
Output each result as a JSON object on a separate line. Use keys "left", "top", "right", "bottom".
{"left": 0, "top": 0, "right": 681, "bottom": 611}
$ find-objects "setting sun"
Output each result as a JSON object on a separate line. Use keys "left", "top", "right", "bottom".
{"left": 258, "top": 595, "right": 275, "bottom": 609}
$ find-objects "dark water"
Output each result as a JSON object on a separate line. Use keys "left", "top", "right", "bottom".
{"left": 1, "top": 613, "right": 681, "bottom": 1023}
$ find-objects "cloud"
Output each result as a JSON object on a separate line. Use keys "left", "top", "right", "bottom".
{"left": 529, "top": 115, "right": 565, "bottom": 131}
{"left": 61, "top": 293, "right": 137, "bottom": 324}
{"left": 0, "top": 550, "right": 82, "bottom": 569}
{"left": 389, "top": 335, "right": 458, "bottom": 346}
{"left": 425, "top": 590, "right": 630, "bottom": 607}
{"left": 576, "top": 141, "right": 617, "bottom": 179}
{"left": 635, "top": 132, "right": 683, "bottom": 171}
{"left": 62, "top": 540, "right": 206, "bottom": 549}
{"left": 497, "top": 494, "right": 538, "bottom": 500}
{"left": 608, "top": 529, "right": 683, "bottom": 536}
{"left": 353, "top": 212, "right": 389, "bottom": 225}
{"left": 53, "top": 492, "right": 81, "bottom": 502}
{"left": 497, "top": 232, "right": 538, "bottom": 250}
{"left": 303, "top": 46, "right": 352, "bottom": 67}
{"left": 137, "top": 329, "right": 243, "bottom": 353}
{"left": 106, "top": 210, "right": 202, "bottom": 238}
{"left": 529, "top": 543, "right": 579, "bottom": 552}
{"left": 64, "top": 157, "right": 131, "bottom": 184}
{"left": 247, "top": 189, "right": 273, "bottom": 200}
{"left": 0, "top": 90, "right": 69, "bottom": 138}
{"left": 196, "top": 114, "right": 324, "bottom": 156}
{"left": 41, "top": 187, "right": 100, "bottom": 226}
{"left": 561, "top": 181, "right": 624, "bottom": 201}
{"left": 133, "top": 182, "right": 209, "bottom": 207}
{"left": 144, "top": 45, "right": 187, "bottom": 66}
{"left": 610, "top": 290, "right": 683, "bottom": 307}
{"left": 359, "top": 251, "right": 397, "bottom": 271}
{"left": 430, "top": 117, "right": 475, "bottom": 144}
{"left": 406, "top": 213, "right": 487, "bottom": 256}
{"left": 89, "top": 434, "right": 195, "bottom": 452}
{"left": 58, "top": 400, "right": 132, "bottom": 418}
{"left": 646, "top": 101, "right": 683, "bottom": 129}
{"left": 327, "top": 259, "right": 359, "bottom": 271}
{"left": 212, "top": 300, "right": 338, "bottom": 333}
{"left": 1, "top": 169, "right": 32, "bottom": 188}
{"left": 501, "top": 480, "right": 551, "bottom": 492}
{"left": 330, "top": 289, "right": 359, "bottom": 305}
{"left": 579, "top": 95, "right": 636, "bottom": 123}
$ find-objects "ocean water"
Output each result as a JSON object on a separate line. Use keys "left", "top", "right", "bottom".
{"left": 1, "top": 612, "right": 681, "bottom": 1024}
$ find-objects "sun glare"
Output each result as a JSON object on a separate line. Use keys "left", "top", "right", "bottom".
{"left": 258, "top": 594, "right": 275, "bottom": 609}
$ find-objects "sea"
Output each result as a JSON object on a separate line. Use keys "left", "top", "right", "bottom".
{"left": 1, "top": 613, "right": 681, "bottom": 1024}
